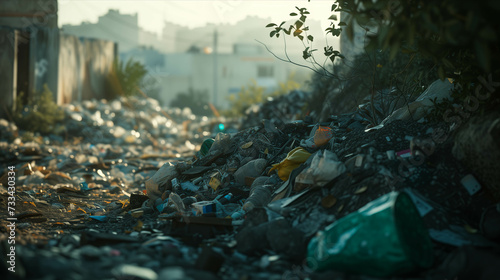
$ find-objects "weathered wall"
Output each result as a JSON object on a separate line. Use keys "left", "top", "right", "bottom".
{"left": 0, "top": 28, "right": 17, "bottom": 119}
{"left": 58, "top": 34, "right": 116, "bottom": 103}
{"left": 0, "top": 0, "right": 59, "bottom": 118}
{"left": 31, "top": 27, "right": 59, "bottom": 95}
{"left": 0, "top": 0, "right": 58, "bottom": 29}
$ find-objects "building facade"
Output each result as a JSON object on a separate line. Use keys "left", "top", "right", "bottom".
{"left": 62, "top": 9, "right": 140, "bottom": 52}
{"left": 0, "top": 0, "right": 116, "bottom": 119}
{"left": 150, "top": 49, "right": 307, "bottom": 109}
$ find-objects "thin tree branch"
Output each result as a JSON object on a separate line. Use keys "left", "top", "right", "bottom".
{"left": 255, "top": 39, "right": 337, "bottom": 79}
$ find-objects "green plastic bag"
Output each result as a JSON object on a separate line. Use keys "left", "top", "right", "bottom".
{"left": 307, "top": 191, "right": 433, "bottom": 277}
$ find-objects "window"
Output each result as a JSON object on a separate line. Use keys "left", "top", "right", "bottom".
{"left": 257, "top": 65, "right": 274, "bottom": 78}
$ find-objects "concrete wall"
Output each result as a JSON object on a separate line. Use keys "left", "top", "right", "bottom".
{"left": 0, "top": 26, "right": 60, "bottom": 118}
{"left": 339, "top": 11, "right": 378, "bottom": 66}
{"left": 0, "top": 0, "right": 58, "bottom": 118}
{"left": 31, "top": 27, "right": 59, "bottom": 95}
{"left": 58, "top": 34, "right": 116, "bottom": 103}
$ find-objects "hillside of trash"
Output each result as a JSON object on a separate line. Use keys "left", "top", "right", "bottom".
{"left": 1, "top": 79, "right": 500, "bottom": 280}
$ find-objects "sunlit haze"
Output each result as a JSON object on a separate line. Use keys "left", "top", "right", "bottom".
{"left": 59, "top": 0, "right": 336, "bottom": 38}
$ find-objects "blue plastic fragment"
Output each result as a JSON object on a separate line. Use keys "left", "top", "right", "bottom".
{"left": 157, "top": 203, "right": 167, "bottom": 213}
{"left": 156, "top": 199, "right": 169, "bottom": 213}
{"left": 90, "top": 215, "right": 107, "bottom": 221}
{"left": 80, "top": 182, "right": 90, "bottom": 191}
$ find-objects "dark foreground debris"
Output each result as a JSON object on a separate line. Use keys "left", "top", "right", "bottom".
{"left": 1, "top": 93, "right": 500, "bottom": 280}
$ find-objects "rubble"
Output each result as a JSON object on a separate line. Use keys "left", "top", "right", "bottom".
{"left": 1, "top": 91, "right": 499, "bottom": 279}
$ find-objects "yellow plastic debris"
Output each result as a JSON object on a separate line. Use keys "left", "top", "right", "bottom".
{"left": 269, "top": 147, "right": 311, "bottom": 181}
{"left": 209, "top": 177, "right": 221, "bottom": 191}
{"left": 241, "top": 141, "right": 253, "bottom": 149}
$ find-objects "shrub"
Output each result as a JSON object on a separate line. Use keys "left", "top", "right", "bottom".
{"left": 106, "top": 58, "right": 148, "bottom": 98}
{"left": 224, "top": 75, "right": 303, "bottom": 117}
{"left": 170, "top": 88, "right": 211, "bottom": 115}
{"left": 14, "top": 84, "right": 64, "bottom": 134}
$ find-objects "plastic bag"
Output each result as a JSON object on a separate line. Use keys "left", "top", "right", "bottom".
{"left": 307, "top": 192, "right": 433, "bottom": 277}
{"left": 313, "top": 126, "right": 333, "bottom": 147}
{"left": 209, "top": 133, "right": 232, "bottom": 154}
{"left": 145, "top": 162, "right": 177, "bottom": 202}
{"left": 269, "top": 147, "right": 311, "bottom": 181}
{"left": 295, "top": 150, "right": 345, "bottom": 189}
{"left": 300, "top": 126, "right": 333, "bottom": 149}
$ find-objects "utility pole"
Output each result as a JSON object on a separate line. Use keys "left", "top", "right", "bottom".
{"left": 213, "top": 29, "right": 218, "bottom": 106}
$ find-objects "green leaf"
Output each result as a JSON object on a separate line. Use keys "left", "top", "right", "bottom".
{"left": 270, "top": 30, "right": 277, "bottom": 37}
{"left": 295, "top": 20, "right": 303, "bottom": 29}
{"left": 303, "top": 47, "right": 311, "bottom": 59}
{"left": 338, "top": 21, "right": 347, "bottom": 26}
{"left": 324, "top": 46, "right": 333, "bottom": 56}
{"left": 290, "top": 12, "right": 298, "bottom": 16}
{"left": 328, "top": 14, "right": 337, "bottom": 21}
{"left": 293, "top": 29, "right": 303, "bottom": 36}
{"left": 307, "top": 35, "right": 314, "bottom": 42}
{"left": 331, "top": 3, "right": 337, "bottom": 11}
{"left": 266, "top": 23, "right": 277, "bottom": 28}
{"left": 298, "top": 35, "right": 304, "bottom": 41}
{"left": 300, "top": 15, "right": 307, "bottom": 22}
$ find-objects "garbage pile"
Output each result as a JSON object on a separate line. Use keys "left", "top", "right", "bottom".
{"left": 2, "top": 85, "right": 500, "bottom": 280}
{"left": 241, "top": 89, "right": 310, "bottom": 129}
{"left": 59, "top": 96, "right": 225, "bottom": 145}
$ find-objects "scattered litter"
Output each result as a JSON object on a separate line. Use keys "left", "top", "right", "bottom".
{"left": 460, "top": 174, "right": 482, "bottom": 195}
{"left": 396, "top": 149, "right": 412, "bottom": 158}
{"left": 90, "top": 216, "right": 107, "bottom": 222}
{"left": 307, "top": 192, "right": 433, "bottom": 277}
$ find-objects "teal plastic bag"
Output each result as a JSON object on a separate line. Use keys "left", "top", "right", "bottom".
{"left": 307, "top": 191, "right": 433, "bottom": 277}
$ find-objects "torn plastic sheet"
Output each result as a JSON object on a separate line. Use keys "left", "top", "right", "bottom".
{"left": 429, "top": 225, "right": 497, "bottom": 247}
{"left": 403, "top": 188, "right": 433, "bottom": 217}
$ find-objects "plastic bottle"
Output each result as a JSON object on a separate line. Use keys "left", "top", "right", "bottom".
{"left": 171, "top": 178, "right": 181, "bottom": 193}
{"left": 231, "top": 209, "right": 245, "bottom": 220}
{"left": 242, "top": 184, "right": 272, "bottom": 212}
{"left": 218, "top": 193, "right": 233, "bottom": 204}
{"left": 210, "top": 193, "right": 233, "bottom": 218}
{"left": 213, "top": 199, "right": 228, "bottom": 218}
{"left": 169, "top": 192, "right": 186, "bottom": 213}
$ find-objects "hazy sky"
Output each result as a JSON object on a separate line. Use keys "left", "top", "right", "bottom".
{"left": 58, "top": 0, "right": 337, "bottom": 35}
